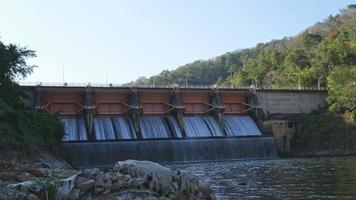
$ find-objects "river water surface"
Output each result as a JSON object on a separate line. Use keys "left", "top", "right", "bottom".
{"left": 168, "top": 157, "right": 356, "bottom": 199}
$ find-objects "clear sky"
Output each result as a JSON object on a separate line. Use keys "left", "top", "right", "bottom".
{"left": 0, "top": 0, "right": 354, "bottom": 84}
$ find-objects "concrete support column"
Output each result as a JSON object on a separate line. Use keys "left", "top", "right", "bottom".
{"left": 210, "top": 88, "right": 225, "bottom": 132}
{"left": 34, "top": 85, "right": 43, "bottom": 111}
{"left": 171, "top": 87, "right": 186, "bottom": 137}
{"left": 247, "top": 88, "right": 265, "bottom": 133}
{"left": 129, "top": 87, "right": 143, "bottom": 139}
{"left": 84, "top": 86, "right": 95, "bottom": 139}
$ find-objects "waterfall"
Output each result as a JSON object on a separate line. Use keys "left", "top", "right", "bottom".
{"left": 183, "top": 116, "right": 224, "bottom": 137}
{"left": 224, "top": 116, "right": 262, "bottom": 136}
{"left": 183, "top": 116, "right": 212, "bottom": 137}
{"left": 140, "top": 116, "right": 170, "bottom": 138}
{"left": 78, "top": 118, "right": 88, "bottom": 140}
{"left": 112, "top": 117, "right": 136, "bottom": 139}
{"left": 94, "top": 118, "right": 116, "bottom": 140}
{"left": 63, "top": 136, "right": 278, "bottom": 168}
{"left": 61, "top": 117, "right": 88, "bottom": 141}
{"left": 61, "top": 118, "right": 78, "bottom": 141}
{"left": 166, "top": 116, "right": 183, "bottom": 138}
{"left": 202, "top": 116, "right": 224, "bottom": 137}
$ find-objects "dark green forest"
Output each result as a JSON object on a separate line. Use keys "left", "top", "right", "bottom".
{"left": 130, "top": 5, "right": 356, "bottom": 118}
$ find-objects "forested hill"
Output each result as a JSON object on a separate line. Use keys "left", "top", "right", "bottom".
{"left": 128, "top": 5, "right": 356, "bottom": 88}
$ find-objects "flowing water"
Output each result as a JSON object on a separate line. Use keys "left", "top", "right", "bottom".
{"left": 62, "top": 115, "right": 262, "bottom": 140}
{"left": 112, "top": 117, "right": 136, "bottom": 139}
{"left": 61, "top": 117, "right": 87, "bottom": 141}
{"left": 224, "top": 116, "right": 261, "bottom": 136}
{"left": 93, "top": 117, "right": 116, "bottom": 140}
{"left": 183, "top": 116, "right": 213, "bottom": 137}
{"left": 140, "top": 116, "right": 171, "bottom": 138}
{"left": 169, "top": 156, "right": 356, "bottom": 199}
{"left": 62, "top": 136, "right": 277, "bottom": 167}
{"left": 166, "top": 116, "right": 183, "bottom": 138}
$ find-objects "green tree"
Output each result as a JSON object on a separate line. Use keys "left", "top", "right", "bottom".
{"left": 0, "top": 39, "right": 64, "bottom": 152}
{"left": 326, "top": 66, "right": 356, "bottom": 118}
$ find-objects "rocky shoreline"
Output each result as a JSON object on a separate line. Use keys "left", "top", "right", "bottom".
{"left": 0, "top": 156, "right": 215, "bottom": 200}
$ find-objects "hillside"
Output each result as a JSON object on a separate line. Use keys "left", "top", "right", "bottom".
{"left": 129, "top": 5, "right": 356, "bottom": 88}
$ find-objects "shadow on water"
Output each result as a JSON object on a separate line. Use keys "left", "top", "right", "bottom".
{"left": 167, "top": 156, "right": 356, "bottom": 199}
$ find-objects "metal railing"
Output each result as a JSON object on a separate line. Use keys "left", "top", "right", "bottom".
{"left": 18, "top": 81, "right": 328, "bottom": 91}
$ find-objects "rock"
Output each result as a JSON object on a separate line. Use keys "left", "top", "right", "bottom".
{"left": 115, "top": 160, "right": 173, "bottom": 195}
{"left": 68, "top": 188, "right": 80, "bottom": 200}
{"left": 104, "top": 178, "right": 112, "bottom": 189}
{"left": 75, "top": 176, "right": 89, "bottom": 185}
{"left": 83, "top": 168, "right": 100, "bottom": 175}
{"left": 17, "top": 172, "right": 36, "bottom": 182}
{"left": 7, "top": 180, "right": 43, "bottom": 193}
{"left": 54, "top": 173, "right": 80, "bottom": 199}
{"left": 94, "top": 187, "right": 104, "bottom": 195}
{"left": 172, "top": 182, "right": 179, "bottom": 191}
{"left": 111, "top": 180, "right": 124, "bottom": 191}
{"left": 0, "top": 172, "right": 18, "bottom": 181}
{"left": 76, "top": 179, "right": 95, "bottom": 193}
{"left": 28, "top": 193, "right": 40, "bottom": 200}
{"left": 95, "top": 171, "right": 105, "bottom": 187}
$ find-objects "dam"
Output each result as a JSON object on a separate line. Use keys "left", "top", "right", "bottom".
{"left": 24, "top": 84, "right": 326, "bottom": 168}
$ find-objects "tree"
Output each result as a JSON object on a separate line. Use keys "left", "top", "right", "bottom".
{"left": 326, "top": 66, "right": 356, "bottom": 118}
{"left": 0, "top": 39, "right": 63, "bottom": 152}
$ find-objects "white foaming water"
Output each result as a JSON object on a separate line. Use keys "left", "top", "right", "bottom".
{"left": 94, "top": 118, "right": 116, "bottom": 140}
{"left": 167, "top": 116, "right": 183, "bottom": 137}
{"left": 183, "top": 116, "right": 212, "bottom": 137}
{"left": 61, "top": 117, "right": 88, "bottom": 141}
{"left": 112, "top": 117, "right": 136, "bottom": 139}
{"left": 140, "top": 116, "right": 170, "bottom": 138}
{"left": 202, "top": 116, "right": 224, "bottom": 136}
{"left": 224, "top": 116, "right": 261, "bottom": 136}
{"left": 77, "top": 118, "right": 88, "bottom": 140}
{"left": 61, "top": 118, "right": 78, "bottom": 141}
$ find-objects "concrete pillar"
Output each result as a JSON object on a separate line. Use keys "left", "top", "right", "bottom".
{"left": 210, "top": 88, "right": 225, "bottom": 132}
{"left": 84, "top": 86, "right": 95, "bottom": 139}
{"left": 34, "top": 85, "right": 43, "bottom": 111}
{"left": 129, "top": 87, "right": 143, "bottom": 139}
{"left": 171, "top": 87, "right": 186, "bottom": 137}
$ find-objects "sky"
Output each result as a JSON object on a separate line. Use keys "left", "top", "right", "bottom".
{"left": 0, "top": 0, "right": 354, "bottom": 84}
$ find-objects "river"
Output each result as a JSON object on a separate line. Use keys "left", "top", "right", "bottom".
{"left": 168, "top": 156, "right": 356, "bottom": 199}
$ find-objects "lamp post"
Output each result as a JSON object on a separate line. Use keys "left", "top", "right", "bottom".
{"left": 318, "top": 75, "right": 324, "bottom": 89}
{"left": 185, "top": 73, "right": 190, "bottom": 87}
{"left": 295, "top": 73, "right": 301, "bottom": 90}
{"left": 288, "top": 73, "right": 302, "bottom": 89}
{"left": 228, "top": 69, "right": 234, "bottom": 87}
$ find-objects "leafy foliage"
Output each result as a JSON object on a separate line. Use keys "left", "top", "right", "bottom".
{"left": 326, "top": 66, "right": 356, "bottom": 118}
{"left": 292, "top": 109, "right": 356, "bottom": 152}
{"left": 0, "top": 39, "right": 64, "bottom": 152}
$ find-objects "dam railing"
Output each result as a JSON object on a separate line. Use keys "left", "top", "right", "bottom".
{"left": 19, "top": 81, "right": 328, "bottom": 91}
